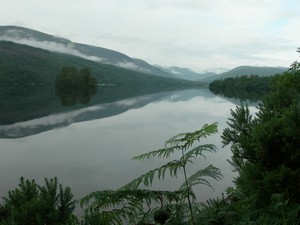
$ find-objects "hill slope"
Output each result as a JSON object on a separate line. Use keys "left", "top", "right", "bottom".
{"left": 0, "top": 41, "right": 196, "bottom": 87}
{"left": 0, "top": 25, "right": 171, "bottom": 77}
{"left": 199, "top": 66, "right": 288, "bottom": 83}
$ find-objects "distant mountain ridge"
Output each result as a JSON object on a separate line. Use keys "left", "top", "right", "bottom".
{"left": 199, "top": 65, "right": 288, "bottom": 83}
{"left": 0, "top": 25, "right": 289, "bottom": 83}
{"left": 156, "top": 65, "right": 287, "bottom": 82}
{"left": 157, "top": 66, "right": 217, "bottom": 81}
{"left": 0, "top": 25, "right": 171, "bottom": 78}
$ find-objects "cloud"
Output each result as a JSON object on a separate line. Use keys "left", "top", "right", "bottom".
{"left": 116, "top": 61, "right": 140, "bottom": 70}
{"left": 115, "top": 61, "right": 152, "bottom": 73}
{"left": 0, "top": 33, "right": 106, "bottom": 62}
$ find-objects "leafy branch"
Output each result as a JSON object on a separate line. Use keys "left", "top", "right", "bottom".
{"left": 79, "top": 123, "right": 222, "bottom": 225}
{"left": 123, "top": 122, "right": 222, "bottom": 225}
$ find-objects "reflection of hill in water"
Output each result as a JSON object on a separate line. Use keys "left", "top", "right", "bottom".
{"left": 0, "top": 84, "right": 197, "bottom": 125}
{"left": 216, "top": 95, "right": 259, "bottom": 107}
{"left": 0, "top": 87, "right": 214, "bottom": 139}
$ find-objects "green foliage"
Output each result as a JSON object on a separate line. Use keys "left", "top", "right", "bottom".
{"left": 222, "top": 103, "right": 255, "bottom": 171}
{"left": 194, "top": 187, "right": 300, "bottom": 225}
{"left": 218, "top": 55, "right": 300, "bottom": 224}
{"left": 123, "top": 123, "right": 222, "bottom": 225}
{"left": 195, "top": 196, "right": 239, "bottom": 225}
{"left": 81, "top": 189, "right": 187, "bottom": 225}
{"left": 222, "top": 63, "right": 300, "bottom": 201}
{"left": 124, "top": 123, "right": 222, "bottom": 189}
{"left": 80, "top": 123, "right": 222, "bottom": 225}
{"left": 0, "top": 177, "right": 76, "bottom": 225}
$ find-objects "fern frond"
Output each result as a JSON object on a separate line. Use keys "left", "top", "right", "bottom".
{"left": 132, "top": 145, "right": 181, "bottom": 161}
{"left": 84, "top": 208, "right": 125, "bottom": 225}
{"left": 181, "top": 144, "right": 217, "bottom": 165}
{"left": 179, "top": 165, "right": 223, "bottom": 190}
{"left": 81, "top": 189, "right": 187, "bottom": 224}
{"left": 81, "top": 189, "right": 144, "bottom": 224}
{"left": 81, "top": 190, "right": 124, "bottom": 209}
{"left": 165, "top": 132, "right": 187, "bottom": 147}
{"left": 121, "top": 160, "right": 182, "bottom": 190}
{"left": 165, "top": 123, "right": 218, "bottom": 150}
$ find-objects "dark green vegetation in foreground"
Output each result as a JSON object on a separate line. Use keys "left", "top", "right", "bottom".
{"left": 0, "top": 177, "right": 77, "bottom": 225}
{"left": 81, "top": 123, "right": 222, "bottom": 225}
{"left": 211, "top": 61, "right": 300, "bottom": 224}
{"left": 1, "top": 51, "right": 300, "bottom": 224}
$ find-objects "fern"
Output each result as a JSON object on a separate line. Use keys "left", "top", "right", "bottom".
{"left": 122, "top": 160, "right": 183, "bottom": 190}
{"left": 81, "top": 189, "right": 187, "bottom": 224}
{"left": 180, "top": 144, "right": 217, "bottom": 163}
{"left": 132, "top": 146, "right": 179, "bottom": 160}
{"left": 80, "top": 123, "right": 221, "bottom": 225}
{"left": 123, "top": 122, "right": 221, "bottom": 225}
{"left": 179, "top": 165, "right": 222, "bottom": 191}
{"left": 165, "top": 122, "right": 218, "bottom": 149}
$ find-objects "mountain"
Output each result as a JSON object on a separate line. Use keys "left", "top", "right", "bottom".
{"left": 199, "top": 66, "right": 288, "bottom": 83}
{"left": 0, "top": 25, "right": 171, "bottom": 78}
{"left": 160, "top": 65, "right": 287, "bottom": 83}
{"left": 0, "top": 40, "right": 201, "bottom": 88}
{"left": 157, "top": 66, "right": 217, "bottom": 81}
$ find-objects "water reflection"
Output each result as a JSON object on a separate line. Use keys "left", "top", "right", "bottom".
{"left": 55, "top": 66, "right": 98, "bottom": 106}
{"left": 0, "top": 88, "right": 258, "bottom": 204}
{"left": 0, "top": 89, "right": 213, "bottom": 138}
{"left": 0, "top": 83, "right": 201, "bottom": 126}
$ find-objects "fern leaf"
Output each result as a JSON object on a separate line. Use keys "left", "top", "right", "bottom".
{"left": 121, "top": 160, "right": 182, "bottom": 190}
{"left": 132, "top": 145, "right": 182, "bottom": 161}
{"left": 81, "top": 189, "right": 187, "bottom": 225}
{"left": 165, "top": 123, "right": 218, "bottom": 151}
{"left": 165, "top": 132, "right": 187, "bottom": 147}
{"left": 179, "top": 165, "right": 223, "bottom": 190}
{"left": 181, "top": 144, "right": 217, "bottom": 165}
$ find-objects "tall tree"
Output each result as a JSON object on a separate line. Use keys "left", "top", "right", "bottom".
{"left": 222, "top": 57, "right": 300, "bottom": 206}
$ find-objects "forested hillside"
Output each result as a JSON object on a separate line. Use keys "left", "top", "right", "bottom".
{"left": 209, "top": 74, "right": 276, "bottom": 101}
{"left": 200, "top": 66, "right": 287, "bottom": 83}
{"left": 0, "top": 41, "right": 196, "bottom": 87}
{"left": 0, "top": 26, "right": 171, "bottom": 77}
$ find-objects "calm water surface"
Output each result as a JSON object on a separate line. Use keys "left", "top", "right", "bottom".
{"left": 0, "top": 88, "right": 256, "bottom": 202}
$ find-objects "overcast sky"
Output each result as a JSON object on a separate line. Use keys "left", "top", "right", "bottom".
{"left": 1, "top": 0, "right": 300, "bottom": 72}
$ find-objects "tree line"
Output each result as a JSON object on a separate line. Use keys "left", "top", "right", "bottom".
{"left": 209, "top": 74, "right": 279, "bottom": 101}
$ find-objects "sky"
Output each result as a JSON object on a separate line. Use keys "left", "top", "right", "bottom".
{"left": 1, "top": 0, "right": 300, "bottom": 72}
